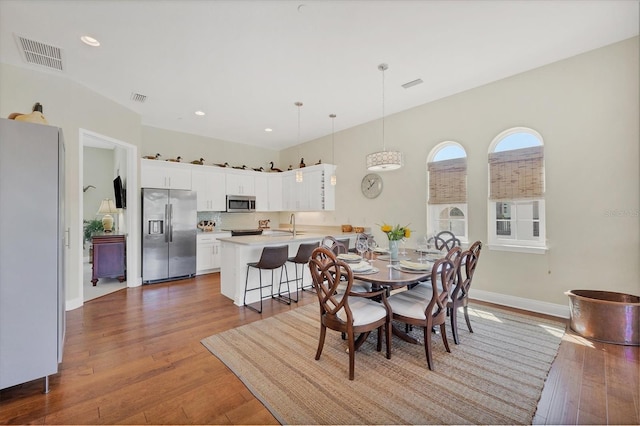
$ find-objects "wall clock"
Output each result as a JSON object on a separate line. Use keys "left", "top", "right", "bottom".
{"left": 361, "top": 173, "right": 383, "bottom": 199}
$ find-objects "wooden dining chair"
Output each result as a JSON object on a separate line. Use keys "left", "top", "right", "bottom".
{"left": 432, "top": 231, "right": 461, "bottom": 252}
{"left": 387, "top": 257, "right": 456, "bottom": 370}
{"left": 308, "top": 246, "right": 391, "bottom": 380}
{"left": 448, "top": 241, "right": 482, "bottom": 344}
{"left": 321, "top": 236, "right": 348, "bottom": 255}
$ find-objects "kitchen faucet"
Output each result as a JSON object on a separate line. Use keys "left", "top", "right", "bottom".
{"left": 290, "top": 213, "right": 296, "bottom": 237}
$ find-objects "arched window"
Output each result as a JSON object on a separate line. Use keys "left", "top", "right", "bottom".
{"left": 427, "top": 141, "right": 467, "bottom": 241}
{"left": 488, "top": 127, "right": 546, "bottom": 253}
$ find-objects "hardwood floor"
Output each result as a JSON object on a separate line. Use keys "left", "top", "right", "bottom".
{"left": 0, "top": 273, "right": 638, "bottom": 424}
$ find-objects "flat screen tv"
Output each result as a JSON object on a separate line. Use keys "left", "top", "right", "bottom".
{"left": 113, "top": 176, "right": 126, "bottom": 209}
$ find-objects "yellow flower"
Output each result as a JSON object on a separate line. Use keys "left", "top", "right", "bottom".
{"left": 378, "top": 222, "right": 411, "bottom": 241}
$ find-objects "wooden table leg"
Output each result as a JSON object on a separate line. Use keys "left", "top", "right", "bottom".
{"left": 392, "top": 324, "right": 418, "bottom": 344}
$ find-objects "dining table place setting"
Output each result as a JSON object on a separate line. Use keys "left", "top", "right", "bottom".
{"left": 393, "top": 259, "right": 433, "bottom": 274}
{"left": 337, "top": 253, "right": 363, "bottom": 263}
{"left": 349, "top": 260, "right": 379, "bottom": 274}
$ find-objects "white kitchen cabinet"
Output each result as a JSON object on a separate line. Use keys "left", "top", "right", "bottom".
{"left": 196, "top": 232, "right": 229, "bottom": 274}
{"left": 267, "top": 174, "right": 283, "bottom": 211}
{"left": 255, "top": 173, "right": 283, "bottom": 211}
{"left": 192, "top": 168, "right": 226, "bottom": 211}
{"left": 141, "top": 159, "right": 192, "bottom": 190}
{"left": 225, "top": 170, "right": 255, "bottom": 195}
{"left": 281, "top": 164, "right": 335, "bottom": 211}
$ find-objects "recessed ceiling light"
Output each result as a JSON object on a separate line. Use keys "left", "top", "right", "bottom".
{"left": 80, "top": 36, "right": 100, "bottom": 47}
{"left": 195, "top": 110, "right": 205, "bottom": 116}
{"left": 401, "top": 78, "right": 423, "bottom": 89}
{"left": 264, "top": 128, "right": 273, "bottom": 132}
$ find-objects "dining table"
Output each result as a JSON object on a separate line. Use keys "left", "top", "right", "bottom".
{"left": 349, "top": 253, "right": 441, "bottom": 346}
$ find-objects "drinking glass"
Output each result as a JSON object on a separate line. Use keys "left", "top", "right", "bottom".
{"left": 356, "top": 238, "right": 368, "bottom": 260}
{"left": 400, "top": 238, "right": 407, "bottom": 256}
{"left": 417, "top": 236, "right": 429, "bottom": 261}
{"left": 366, "top": 239, "right": 377, "bottom": 263}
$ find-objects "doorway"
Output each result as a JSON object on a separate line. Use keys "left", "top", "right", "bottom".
{"left": 78, "top": 129, "right": 139, "bottom": 304}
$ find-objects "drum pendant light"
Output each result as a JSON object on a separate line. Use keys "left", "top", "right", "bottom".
{"left": 366, "top": 63, "right": 403, "bottom": 171}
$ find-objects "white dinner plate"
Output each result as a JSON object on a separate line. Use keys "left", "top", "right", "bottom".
{"left": 393, "top": 265, "right": 430, "bottom": 274}
{"left": 399, "top": 260, "right": 432, "bottom": 271}
{"left": 350, "top": 261, "right": 373, "bottom": 272}
{"left": 337, "top": 253, "right": 362, "bottom": 263}
{"left": 415, "top": 249, "right": 442, "bottom": 255}
{"left": 353, "top": 267, "right": 379, "bottom": 275}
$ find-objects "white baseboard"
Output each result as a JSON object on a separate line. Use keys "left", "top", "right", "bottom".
{"left": 472, "top": 289, "right": 570, "bottom": 319}
{"left": 66, "top": 296, "right": 83, "bottom": 311}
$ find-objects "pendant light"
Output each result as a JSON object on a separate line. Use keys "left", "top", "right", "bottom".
{"left": 329, "top": 113, "right": 337, "bottom": 185}
{"left": 366, "top": 63, "right": 403, "bottom": 171}
{"left": 295, "top": 101, "right": 303, "bottom": 183}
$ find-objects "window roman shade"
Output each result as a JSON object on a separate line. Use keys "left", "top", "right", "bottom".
{"left": 489, "top": 146, "right": 544, "bottom": 201}
{"left": 428, "top": 157, "right": 467, "bottom": 204}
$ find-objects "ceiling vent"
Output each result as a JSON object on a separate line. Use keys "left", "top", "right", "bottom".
{"left": 401, "top": 78, "right": 423, "bottom": 89}
{"left": 130, "top": 92, "right": 147, "bottom": 103}
{"left": 14, "top": 34, "right": 63, "bottom": 71}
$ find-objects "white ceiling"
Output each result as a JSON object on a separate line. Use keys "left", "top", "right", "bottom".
{"left": 0, "top": 1, "right": 638, "bottom": 151}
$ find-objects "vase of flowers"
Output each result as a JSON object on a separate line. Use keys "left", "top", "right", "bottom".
{"left": 379, "top": 223, "right": 411, "bottom": 261}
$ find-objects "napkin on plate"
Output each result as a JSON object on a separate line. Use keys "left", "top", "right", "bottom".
{"left": 337, "top": 253, "right": 362, "bottom": 263}
{"left": 399, "top": 260, "right": 431, "bottom": 270}
{"left": 350, "top": 261, "right": 373, "bottom": 272}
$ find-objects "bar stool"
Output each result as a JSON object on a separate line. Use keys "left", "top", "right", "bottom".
{"left": 243, "top": 245, "right": 291, "bottom": 313}
{"left": 287, "top": 242, "right": 320, "bottom": 300}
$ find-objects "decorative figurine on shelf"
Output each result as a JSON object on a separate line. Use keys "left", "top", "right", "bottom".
{"left": 232, "top": 164, "right": 248, "bottom": 169}
{"left": 197, "top": 220, "right": 215, "bottom": 232}
{"left": 214, "top": 162, "right": 230, "bottom": 168}
{"left": 8, "top": 102, "right": 49, "bottom": 125}
{"left": 166, "top": 156, "right": 182, "bottom": 162}
{"left": 315, "top": 159, "right": 322, "bottom": 165}
{"left": 299, "top": 157, "right": 306, "bottom": 168}
{"left": 252, "top": 166, "right": 264, "bottom": 172}
{"left": 269, "top": 161, "right": 283, "bottom": 172}
{"left": 288, "top": 165, "right": 293, "bottom": 170}
{"left": 143, "top": 153, "right": 161, "bottom": 160}
{"left": 191, "top": 158, "right": 205, "bottom": 165}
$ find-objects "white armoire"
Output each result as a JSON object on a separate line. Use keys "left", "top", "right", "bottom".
{"left": 0, "top": 118, "right": 66, "bottom": 392}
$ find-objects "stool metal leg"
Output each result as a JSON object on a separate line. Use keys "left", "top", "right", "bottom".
{"left": 244, "top": 266, "right": 264, "bottom": 314}
{"left": 272, "top": 265, "right": 292, "bottom": 305}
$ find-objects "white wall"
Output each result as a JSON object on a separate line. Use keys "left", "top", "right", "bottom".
{"left": 82, "top": 147, "right": 114, "bottom": 220}
{"left": 141, "top": 125, "right": 280, "bottom": 171}
{"left": 0, "top": 63, "right": 142, "bottom": 308}
{"left": 280, "top": 36, "right": 640, "bottom": 306}
{"left": 2, "top": 36, "right": 637, "bottom": 310}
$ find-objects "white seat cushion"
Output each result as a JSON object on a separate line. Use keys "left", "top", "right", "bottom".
{"left": 337, "top": 297, "right": 387, "bottom": 326}
{"left": 388, "top": 291, "right": 431, "bottom": 320}
{"left": 336, "top": 279, "right": 372, "bottom": 295}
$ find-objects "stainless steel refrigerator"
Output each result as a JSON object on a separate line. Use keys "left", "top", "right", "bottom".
{"left": 142, "top": 188, "right": 197, "bottom": 283}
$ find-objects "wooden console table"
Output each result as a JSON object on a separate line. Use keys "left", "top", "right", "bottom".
{"left": 91, "top": 234, "right": 126, "bottom": 286}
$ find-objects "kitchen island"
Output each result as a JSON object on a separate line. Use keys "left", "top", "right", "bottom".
{"left": 219, "top": 232, "right": 356, "bottom": 306}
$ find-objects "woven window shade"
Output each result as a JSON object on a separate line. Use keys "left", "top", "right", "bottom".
{"left": 489, "top": 146, "right": 544, "bottom": 201}
{"left": 428, "top": 158, "right": 467, "bottom": 204}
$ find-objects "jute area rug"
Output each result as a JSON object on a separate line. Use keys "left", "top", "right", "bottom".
{"left": 201, "top": 303, "right": 565, "bottom": 425}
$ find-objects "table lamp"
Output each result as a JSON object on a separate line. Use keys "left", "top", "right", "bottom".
{"left": 97, "top": 198, "right": 119, "bottom": 233}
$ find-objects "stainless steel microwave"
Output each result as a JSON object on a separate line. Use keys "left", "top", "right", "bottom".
{"left": 226, "top": 195, "right": 256, "bottom": 213}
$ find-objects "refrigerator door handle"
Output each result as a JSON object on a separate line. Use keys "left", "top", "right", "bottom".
{"left": 168, "top": 203, "right": 173, "bottom": 243}
{"left": 164, "top": 204, "right": 170, "bottom": 243}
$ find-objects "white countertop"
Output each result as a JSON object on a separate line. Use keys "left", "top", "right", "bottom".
{"left": 218, "top": 232, "right": 357, "bottom": 246}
